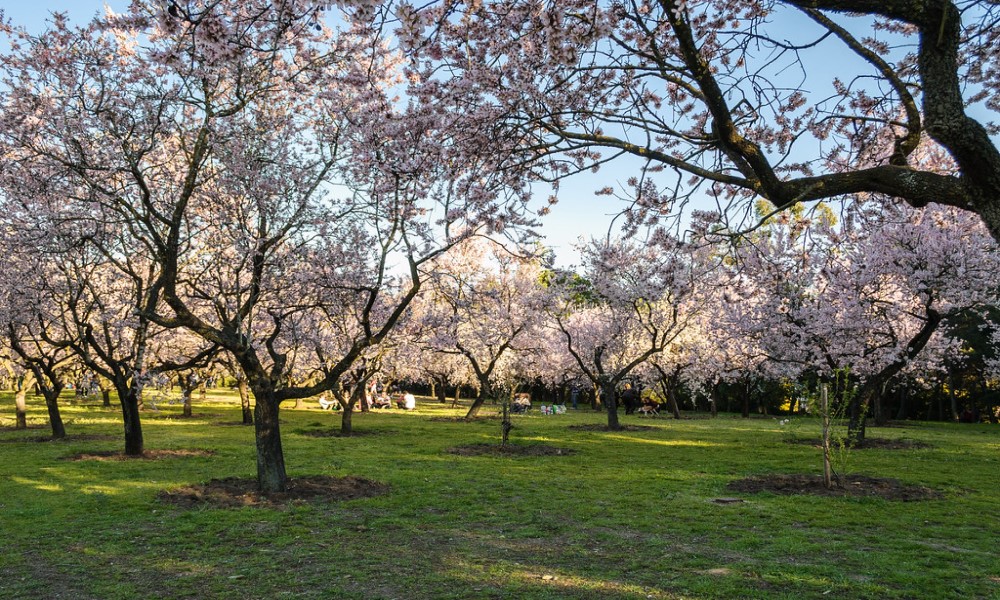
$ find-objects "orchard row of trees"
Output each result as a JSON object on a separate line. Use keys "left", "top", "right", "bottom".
{"left": 2, "top": 1, "right": 999, "bottom": 492}
{"left": 4, "top": 197, "right": 998, "bottom": 473}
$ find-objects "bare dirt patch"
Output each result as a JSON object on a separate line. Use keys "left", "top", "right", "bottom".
{"left": 157, "top": 475, "right": 390, "bottom": 509}
{"left": 568, "top": 424, "right": 657, "bottom": 432}
{"left": 62, "top": 449, "right": 216, "bottom": 461}
{"left": 727, "top": 474, "right": 943, "bottom": 501}
{"left": 445, "top": 443, "right": 575, "bottom": 457}
{"left": 785, "top": 437, "right": 932, "bottom": 450}
{"left": 0, "top": 434, "right": 117, "bottom": 444}
{"left": 212, "top": 420, "right": 254, "bottom": 427}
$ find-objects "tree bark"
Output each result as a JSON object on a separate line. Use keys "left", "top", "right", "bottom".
{"left": 251, "top": 386, "right": 287, "bottom": 493}
{"left": 14, "top": 386, "right": 27, "bottom": 429}
{"left": 464, "top": 380, "right": 491, "bottom": 419}
{"left": 948, "top": 372, "right": 959, "bottom": 422}
{"left": 821, "top": 384, "right": 833, "bottom": 489}
{"left": 500, "top": 396, "right": 512, "bottom": 447}
{"left": 237, "top": 377, "right": 253, "bottom": 425}
{"left": 895, "top": 385, "right": 909, "bottom": 421}
{"left": 42, "top": 388, "right": 66, "bottom": 439}
{"left": 710, "top": 382, "right": 719, "bottom": 418}
{"left": 740, "top": 382, "right": 751, "bottom": 419}
{"left": 118, "top": 383, "right": 144, "bottom": 456}
{"left": 602, "top": 380, "right": 621, "bottom": 430}
{"left": 341, "top": 401, "right": 354, "bottom": 436}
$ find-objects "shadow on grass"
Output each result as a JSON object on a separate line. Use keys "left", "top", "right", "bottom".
{"left": 62, "top": 449, "right": 216, "bottom": 461}
{"left": 0, "top": 434, "right": 117, "bottom": 444}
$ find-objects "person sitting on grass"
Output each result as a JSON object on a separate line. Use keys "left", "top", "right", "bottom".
{"left": 396, "top": 391, "right": 416, "bottom": 410}
{"left": 318, "top": 395, "right": 338, "bottom": 410}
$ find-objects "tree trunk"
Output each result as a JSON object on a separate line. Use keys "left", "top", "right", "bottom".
{"left": 710, "top": 382, "right": 719, "bottom": 418}
{"left": 238, "top": 377, "right": 253, "bottom": 425}
{"left": 602, "top": 380, "right": 621, "bottom": 430}
{"left": 948, "top": 372, "right": 960, "bottom": 422}
{"left": 465, "top": 381, "right": 491, "bottom": 419}
{"left": 847, "top": 390, "right": 867, "bottom": 445}
{"left": 500, "top": 396, "right": 512, "bottom": 447}
{"left": 666, "top": 379, "right": 682, "bottom": 419}
{"left": 435, "top": 378, "right": 447, "bottom": 403}
{"left": 895, "top": 385, "right": 909, "bottom": 421}
{"left": 14, "top": 387, "right": 27, "bottom": 429}
{"left": 341, "top": 402, "right": 354, "bottom": 436}
{"left": 591, "top": 383, "right": 601, "bottom": 411}
{"left": 102, "top": 389, "right": 111, "bottom": 408}
{"left": 741, "top": 383, "right": 751, "bottom": 419}
{"left": 821, "top": 384, "right": 833, "bottom": 489}
{"left": 182, "top": 388, "right": 193, "bottom": 418}
{"left": 451, "top": 385, "right": 461, "bottom": 408}
{"left": 42, "top": 388, "right": 66, "bottom": 440}
{"left": 119, "top": 384, "right": 144, "bottom": 456}
{"left": 252, "top": 387, "right": 287, "bottom": 493}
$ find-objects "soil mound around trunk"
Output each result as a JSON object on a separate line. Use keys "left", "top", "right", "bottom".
{"left": 727, "top": 473, "right": 942, "bottom": 501}
{"left": 446, "top": 443, "right": 575, "bottom": 457}
{"left": 158, "top": 475, "right": 390, "bottom": 508}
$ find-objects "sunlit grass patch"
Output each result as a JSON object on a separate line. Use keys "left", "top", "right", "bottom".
{"left": 0, "top": 391, "right": 997, "bottom": 599}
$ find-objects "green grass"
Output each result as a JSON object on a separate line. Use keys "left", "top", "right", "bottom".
{"left": 1, "top": 390, "right": 997, "bottom": 599}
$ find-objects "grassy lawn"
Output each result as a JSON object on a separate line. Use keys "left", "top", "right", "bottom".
{"left": 0, "top": 390, "right": 997, "bottom": 599}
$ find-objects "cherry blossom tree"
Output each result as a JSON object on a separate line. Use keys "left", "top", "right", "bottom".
{"left": 1, "top": 2, "right": 534, "bottom": 491}
{"left": 0, "top": 248, "right": 74, "bottom": 439}
{"left": 400, "top": 0, "right": 1000, "bottom": 241}
{"left": 548, "top": 235, "right": 706, "bottom": 429}
{"left": 421, "top": 238, "right": 548, "bottom": 418}
{"left": 723, "top": 199, "right": 1000, "bottom": 441}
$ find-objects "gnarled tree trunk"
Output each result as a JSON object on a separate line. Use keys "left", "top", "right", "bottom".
{"left": 41, "top": 386, "right": 66, "bottom": 440}
{"left": 251, "top": 385, "right": 287, "bottom": 493}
